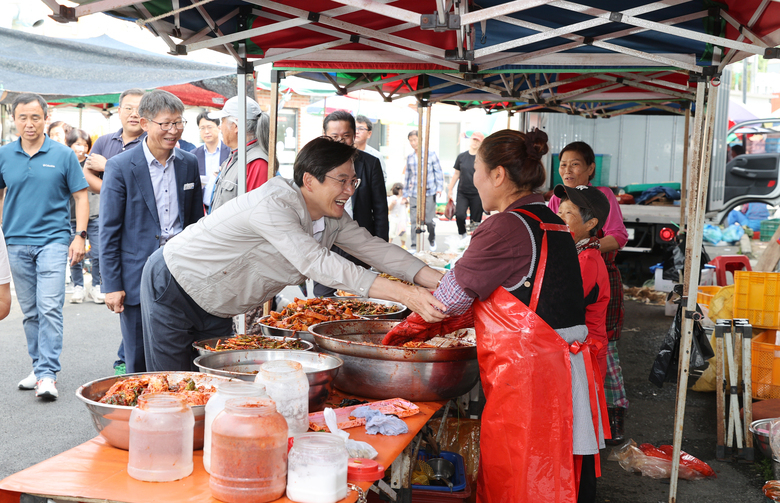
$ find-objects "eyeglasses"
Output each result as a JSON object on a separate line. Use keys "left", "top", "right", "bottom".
{"left": 324, "top": 175, "right": 361, "bottom": 190}
{"left": 199, "top": 124, "right": 218, "bottom": 131}
{"left": 356, "top": 127, "right": 370, "bottom": 133}
{"left": 121, "top": 106, "right": 139, "bottom": 114}
{"left": 149, "top": 119, "right": 188, "bottom": 131}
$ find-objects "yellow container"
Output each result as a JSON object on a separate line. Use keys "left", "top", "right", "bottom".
{"left": 752, "top": 330, "right": 780, "bottom": 400}
{"left": 734, "top": 271, "right": 780, "bottom": 329}
{"left": 697, "top": 286, "right": 722, "bottom": 308}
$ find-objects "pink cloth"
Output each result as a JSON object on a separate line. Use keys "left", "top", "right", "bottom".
{"left": 548, "top": 185, "right": 628, "bottom": 248}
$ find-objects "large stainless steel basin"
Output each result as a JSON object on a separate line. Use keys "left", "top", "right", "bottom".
{"left": 308, "top": 320, "right": 479, "bottom": 401}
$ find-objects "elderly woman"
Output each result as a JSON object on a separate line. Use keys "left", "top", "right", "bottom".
{"left": 548, "top": 141, "right": 629, "bottom": 445}
{"left": 384, "top": 130, "right": 604, "bottom": 502}
{"left": 140, "top": 137, "right": 445, "bottom": 372}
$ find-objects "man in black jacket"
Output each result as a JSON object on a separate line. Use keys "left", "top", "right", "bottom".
{"left": 313, "top": 111, "right": 389, "bottom": 297}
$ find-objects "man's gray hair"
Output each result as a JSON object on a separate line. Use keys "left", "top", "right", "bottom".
{"left": 245, "top": 111, "right": 280, "bottom": 175}
{"left": 138, "top": 89, "right": 184, "bottom": 120}
{"left": 12, "top": 93, "right": 48, "bottom": 118}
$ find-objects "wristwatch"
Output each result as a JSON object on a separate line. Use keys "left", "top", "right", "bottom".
{"left": 76, "top": 230, "right": 87, "bottom": 239}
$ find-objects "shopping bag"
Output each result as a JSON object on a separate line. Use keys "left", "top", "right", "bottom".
{"left": 444, "top": 199, "right": 455, "bottom": 220}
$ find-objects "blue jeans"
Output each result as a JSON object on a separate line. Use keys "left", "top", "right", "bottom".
{"left": 69, "top": 219, "right": 101, "bottom": 287}
{"left": 7, "top": 243, "right": 68, "bottom": 380}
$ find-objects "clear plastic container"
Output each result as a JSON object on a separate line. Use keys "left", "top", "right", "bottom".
{"left": 210, "top": 397, "right": 289, "bottom": 503}
{"left": 287, "top": 433, "right": 349, "bottom": 503}
{"left": 204, "top": 381, "right": 268, "bottom": 474}
{"left": 128, "top": 393, "right": 194, "bottom": 482}
{"left": 255, "top": 360, "right": 310, "bottom": 436}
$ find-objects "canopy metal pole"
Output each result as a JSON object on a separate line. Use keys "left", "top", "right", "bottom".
{"left": 421, "top": 105, "right": 432, "bottom": 250}
{"left": 263, "top": 70, "right": 282, "bottom": 316}
{"left": 669, "top": 80, "right": 716, "bottom": 503}
{"left": 416, "top": 105, "right": 425, "bottom": 251}
{"left": 267, "top": 70, "right": 281, "bottom": 180}
{"left": 679, "top": 104, "right": 691, "bottom": 227}
{"left": 237, "top": 59, "right": 248, "bottom": 198}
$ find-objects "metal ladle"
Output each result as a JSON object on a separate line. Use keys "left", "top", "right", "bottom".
{"left": 427, "top": 457, "right": 455, "bottom": 492}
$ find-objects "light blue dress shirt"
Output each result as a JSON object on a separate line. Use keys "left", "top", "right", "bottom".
{"left": 141, "top": 140, "right": 182, "bottom": 246}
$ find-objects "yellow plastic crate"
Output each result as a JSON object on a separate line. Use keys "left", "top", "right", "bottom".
{"left": 752, "top": 330, "right": 780, "bottom": 400}
{"left": 733, "top": 271, "right": 780, "bottom": 329}
{"left": 697, "top": 286, "right": 721, "bottom": 308}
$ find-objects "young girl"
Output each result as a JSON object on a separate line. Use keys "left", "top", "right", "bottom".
{"left": 387, "top": 182, "right": 408, "bottom": 248}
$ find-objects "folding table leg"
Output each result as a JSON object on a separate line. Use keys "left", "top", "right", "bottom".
{"left": 736, "top": 319, "right": 754, "bottom": 462}
{"left": 715, "top": 319, "right": 729, "bottom": 460}
{"left": 724, "top": 326, "right": 744, "bottom": 451}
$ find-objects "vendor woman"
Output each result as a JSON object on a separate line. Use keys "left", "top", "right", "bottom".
{"left": 387, "top": 130, "right": 606, "bottom": 502}
{"left": 547, "top": 141, "right": 629, "bottom": 445}
{"left": 139, "top": 137, "right": 445, "bottom": 371}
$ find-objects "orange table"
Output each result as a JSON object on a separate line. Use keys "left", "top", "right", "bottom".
{"left": 0, "top": 401, "right": 442, "bottom": 503}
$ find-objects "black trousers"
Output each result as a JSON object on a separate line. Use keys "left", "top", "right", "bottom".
{"left": 455, "top": 191, "right": 484, "bottom": 235}
{"left": 578, "top": 454, "right": 597, "bottom": 503}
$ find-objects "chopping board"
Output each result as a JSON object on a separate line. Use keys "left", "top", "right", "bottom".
{"left": 308, "top": 398, "right": 420, "bottom": 432}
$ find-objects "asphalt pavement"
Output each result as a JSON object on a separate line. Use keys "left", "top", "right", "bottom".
{"left": 0, "top": 288, "right": 122, "bottom": 480}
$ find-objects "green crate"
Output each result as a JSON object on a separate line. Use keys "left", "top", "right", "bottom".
{"left": 760, "top": 219, "right": 780, "bottom": 241}
{"left": 551, "top": 154, "right": 611, "bottom": 188}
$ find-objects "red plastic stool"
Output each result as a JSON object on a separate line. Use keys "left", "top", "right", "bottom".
{"left": 709, "top": 255, "right": 752, "bottom": 286}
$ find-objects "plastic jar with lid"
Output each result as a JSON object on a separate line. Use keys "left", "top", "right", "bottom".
{"left": 210, "top": 397, "right": 289, "bottom": 503}
{"left": 127, "top": 392, "right": 194, "bottom": 482}
{"left": 204, "top": 381, "right": 268, "bottom": 474}
{"left": 286, "top": 433, "right": 349, "bottom": 503}
{"left": 255, "top": 360, "right": 309, "bottom": 436}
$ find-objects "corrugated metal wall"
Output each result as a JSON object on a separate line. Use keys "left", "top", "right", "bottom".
{"left": 539, "top": 112, "right": 687, "bottom": 188}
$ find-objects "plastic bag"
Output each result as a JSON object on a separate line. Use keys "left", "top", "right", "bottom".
{"left": 764, "top": 480, "right": 780, "bottom": 501}
{"left": 609, "top": 439, "right": 716, "bottom": 480}
{"left": 649, "top": 284, "right": 715, "bottom": 387}
{"left": 352, "top": 406, "right": 409, "bottom": 436}
{"left": 323, "top": 408, "right": 378, "bottom": 459}
{"left": 702, "top": 224, "right": 723, "bottom": 245}
{"left": 721, "top": 223, "right": 745, "bottom": 244}
{"left": 381, "top": 309, "right": 474, "bottom": 346}
{"left": 444, "top": 199, "right": 456, "bottom": 220}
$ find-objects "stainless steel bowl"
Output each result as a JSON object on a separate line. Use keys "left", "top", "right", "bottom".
{"left": 192, "top": 335, "right": 314, "bottom": 357}
{"left": 254, "top": 299, "right": 409, "bottom": 346}
{"left": 323, "top": 297, "right": 410, "bottom": 320}
{"left": 193, "top": 350, "right": 343, "bottom": 412}
{"left": 255, "top": 316, "right": 317, "bottom": 346}
{"left": 308, "top": 320, "right": 479, "bottom": 401}
{"left": 75, "top": 371, "right": 235, "bottom": 451}
{"left": 750, "top": 418, "right": 779, "bottom": 459}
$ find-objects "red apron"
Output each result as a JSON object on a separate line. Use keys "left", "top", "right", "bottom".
{"left": 473, "top": 210, "right": 608, "bottom": 503}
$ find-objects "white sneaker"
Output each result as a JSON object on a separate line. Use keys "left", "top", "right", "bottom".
{"left": 91, "top": 285, "right": 105, "bottom": 304}
{"left": 18, "top": 371, "right": 37, "bottom": 390}
{"left": 35, "top": 378, "right": 58, "bottom": 399}
{"left": 70, "top": 285, "right": 85, "bottom": 304}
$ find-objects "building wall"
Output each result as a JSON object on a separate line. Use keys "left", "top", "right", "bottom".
{"left": 542, "top": 113, "right": 687, "bottom": 188}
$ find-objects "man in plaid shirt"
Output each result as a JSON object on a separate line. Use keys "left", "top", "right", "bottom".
{"left": 404, "top": 130, "right": 443, "bottom": 250}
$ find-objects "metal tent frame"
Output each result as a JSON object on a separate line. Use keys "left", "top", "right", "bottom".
{"left": 40, "top": 1, "right": 780, "bottom": 501}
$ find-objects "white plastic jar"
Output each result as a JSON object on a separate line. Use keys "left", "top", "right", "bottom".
{"left": 255, "top": 360, "right": 310, "bottom": 436}
{"left": 128, "top": 393, "right": 194, "bottom": 482}
{"left": 203, "top": 381, "right": 268, "bottom": 473}
{"left": 286, "top": 433, "right": 349, "bottom": 503}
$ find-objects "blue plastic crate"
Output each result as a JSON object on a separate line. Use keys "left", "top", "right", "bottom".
{"left": 412, "top": 450, "right": 467, "bottom": 493}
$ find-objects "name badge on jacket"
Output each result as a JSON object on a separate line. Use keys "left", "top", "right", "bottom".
{"left": 183, "top": 183, "right": 195, "bottom": 191}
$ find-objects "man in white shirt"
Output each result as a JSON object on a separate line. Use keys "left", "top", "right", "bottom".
{"left": 193, "top": 111, "right": 229, "bottom": 209}
{"left": 354, "top": 115, "right": 386, "bottom": 181}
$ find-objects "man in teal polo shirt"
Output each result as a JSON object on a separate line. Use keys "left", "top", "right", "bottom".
{"left": 0, "top": 93, "right": 89, "bottom": 400}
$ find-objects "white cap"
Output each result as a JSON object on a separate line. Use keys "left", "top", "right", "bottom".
{"left": 209, "top": 96, "right": 262, "bottom": 120}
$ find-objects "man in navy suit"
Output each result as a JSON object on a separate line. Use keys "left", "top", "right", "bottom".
{"left": 193, "top": 111, "right": 229, "bottom": 209}
{"left": 100, "top": 90, "right": 204, "bottom": 374}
